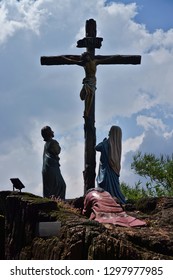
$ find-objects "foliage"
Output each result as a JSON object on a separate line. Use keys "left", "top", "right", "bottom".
{"left": 129, "top": 151, "right": 173, "bottom": 197}
{"left": 121, "top": 181, "right": 147, "bottom": 200}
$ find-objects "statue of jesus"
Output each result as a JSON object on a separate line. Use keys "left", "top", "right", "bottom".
{"left": 62, "top": 52, "right": 115, "bottom": 117}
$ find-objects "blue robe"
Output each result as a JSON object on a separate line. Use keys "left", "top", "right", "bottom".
{"left": 95, "top": 138, "right": 126, "bottom": 204}
{"left": 42, "top": 139, "right": 66, "bottom": 199}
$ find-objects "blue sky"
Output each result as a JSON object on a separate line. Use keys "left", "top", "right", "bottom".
{"left": 109, "top": 0, "right": 173, "bottom": 31}
{"left": 0, "top": 0, "right": 173, "bottom": 198}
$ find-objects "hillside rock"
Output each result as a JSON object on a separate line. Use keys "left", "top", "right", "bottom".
{"left": 0, "top": 191, "right": 173, "bottom": 259}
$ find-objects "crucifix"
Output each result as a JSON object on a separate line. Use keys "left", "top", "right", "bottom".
{"left": 40, "top": 18, "right": 141, "bottom": 195}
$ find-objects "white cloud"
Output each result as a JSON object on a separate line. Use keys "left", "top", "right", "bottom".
{"left": 0, "top": 0, "right": 50, "bottom": 44}
{"left": 122, "top": 133, "right": 145, "bottom": 156}
{"left": 119, "top": 133, "right": 144, "bottom": 186}
{"left": 0, "top": 2, "right": 23, "bottom": 44}
{"left": 136, "top": 115, "right": 167, "bottom": 133}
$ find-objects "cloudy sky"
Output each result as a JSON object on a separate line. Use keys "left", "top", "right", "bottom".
{"left": 0, "top": 0, "right": 173, "bottom": 198}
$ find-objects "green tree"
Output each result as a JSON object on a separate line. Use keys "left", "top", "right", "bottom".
{"left": 121, "top": 180, "right": 149, "bottom": 201}
{"left": 131, "top": 151, "right": 173, "bottom": 196}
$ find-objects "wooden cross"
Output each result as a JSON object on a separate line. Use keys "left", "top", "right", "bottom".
{"left": 40, "top": 19, "right": 141, "bottom": 195}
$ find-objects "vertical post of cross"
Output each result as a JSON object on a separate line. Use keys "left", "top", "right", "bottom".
{"left": 84, "top": 19, "right": 96, "bottom": 194}
{"left": 77, "top": 19, "right": 103, "bottom": 194}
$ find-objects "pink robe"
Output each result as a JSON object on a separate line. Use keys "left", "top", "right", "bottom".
{"left": 82, "top": 190, "right": 146, "bottom": 227}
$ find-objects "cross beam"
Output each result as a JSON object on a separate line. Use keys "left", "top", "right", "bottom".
{"left": 40, "top": 19, "right": 141, "bottom": 195}
{"left": 41, "top": 54, "right": 141, "bottom": 65}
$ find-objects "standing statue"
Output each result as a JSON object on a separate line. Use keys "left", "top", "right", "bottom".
{"left": 95, "top": 125, "right": 126, "bottom": 204}
{"left": 41, "top": 126, "right": 66, "bottom": 199}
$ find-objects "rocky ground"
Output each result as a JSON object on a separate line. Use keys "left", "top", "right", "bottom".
{"left": 0, "top": 191, "right": 173, "bottom": 259}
